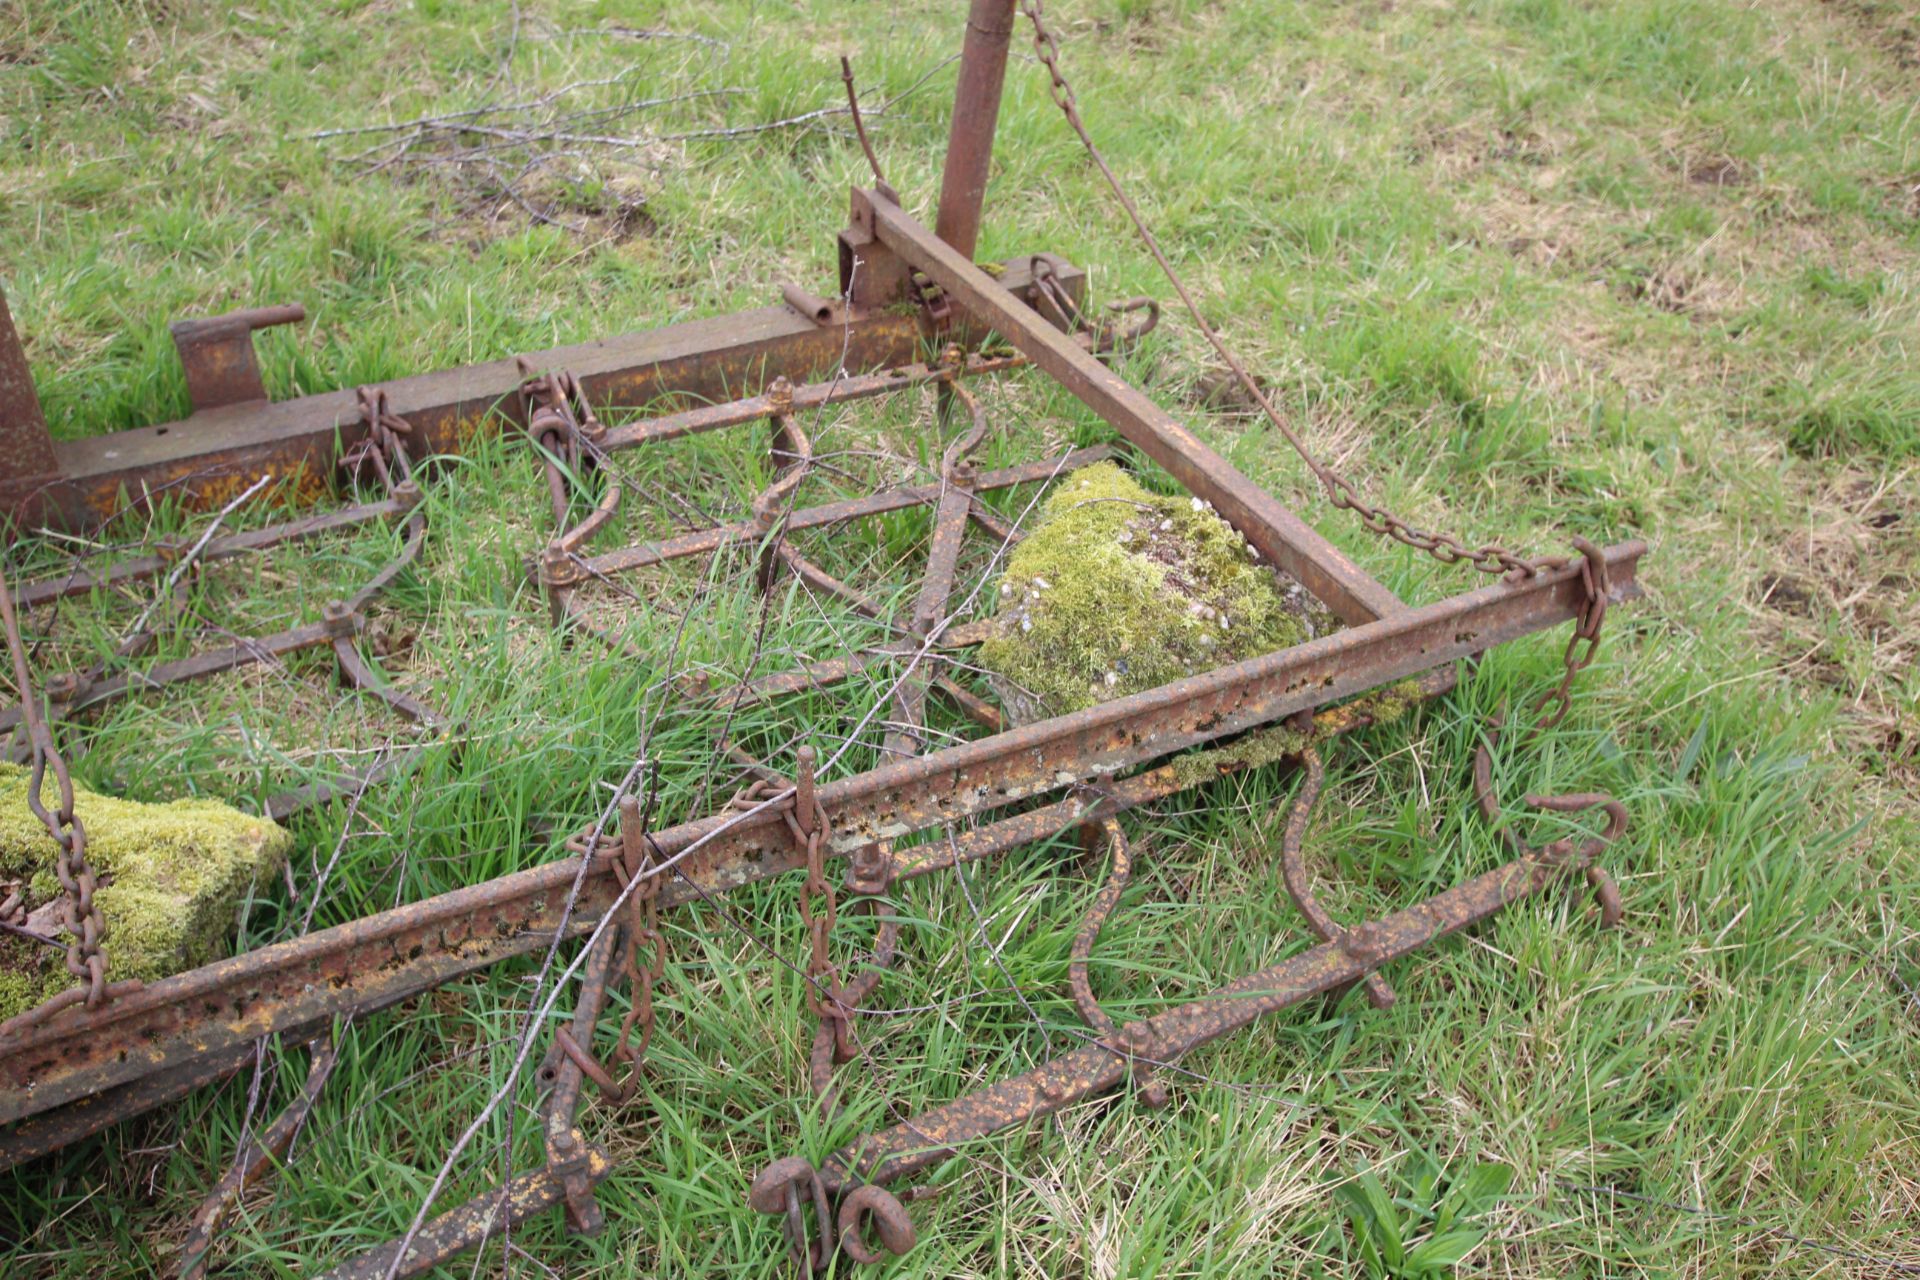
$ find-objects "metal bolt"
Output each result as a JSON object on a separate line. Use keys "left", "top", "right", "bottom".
{"left": 766, "top": 375, "right": 795, "bottom": 415}
{"left": 794, "top": 745, "right": 817, "bottom": 836}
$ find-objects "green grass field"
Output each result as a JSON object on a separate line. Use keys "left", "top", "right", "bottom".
{"left": 2, "top": 0, "right": 1917, "bottom": 1276}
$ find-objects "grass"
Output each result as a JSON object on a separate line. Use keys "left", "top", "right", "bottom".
{"left": 1, "top": 0, "right": 1917, "bottom": 1276}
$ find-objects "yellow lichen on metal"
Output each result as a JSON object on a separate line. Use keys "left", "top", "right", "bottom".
{"left": 0, "top": 765, "right": 291, "bottom": 1019}
{"left": 1167, "top": 678, "right": 1422, "bottom": 788}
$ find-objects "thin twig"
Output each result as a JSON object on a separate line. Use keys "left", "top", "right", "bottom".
{"left": 307, "top": 86, "right": 737, "bottom": 140}
{"left": 127, "top": 472, "right": 272, "bottom": 639}
{"left": 659, "top": 103, "right": 846, "bottom": 142}
{"left": 549, "top": 25, "right": 730, "bottom": 50}
{"left": 0, "top": 918, "right": 62, "bottom": 948}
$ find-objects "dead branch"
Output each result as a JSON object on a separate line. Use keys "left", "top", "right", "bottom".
{"left": 306, "top": 85, "right": 738, "bottom": 141}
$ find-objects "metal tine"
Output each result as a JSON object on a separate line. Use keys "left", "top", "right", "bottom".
{"left": 810, "top": 824, "right": 1617, "bottom": 1198}
{"left": 0, "top": 391, "right": 447, "bottom": 812}
{"left": 519, "top": 361, "right": 625, "bottom": 635}
{"left": 1279, "top": 745, "right": 1396, "bottom": 1010}
{"left": 177, "top": 1033, "right": 340, "bottom": 1280}
{"left": 885, "top": 366, "right": 987, "bottom": 759}
{"left": 577, "top": 446, "right": 1115, "bottom": 578}
{"left": 9, "top": 497, "right": 411, "bottom": 611}
{"left": 1070, "top": 817, "right": 1169, "bottom": 1106}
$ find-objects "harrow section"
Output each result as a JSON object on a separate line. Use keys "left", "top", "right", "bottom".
{"left": 0, "top": 3, "right": 1647, "bottom": 1274}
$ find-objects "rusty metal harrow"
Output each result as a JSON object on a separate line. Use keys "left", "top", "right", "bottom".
{"left": 0, "top": 4, "right": 1647, "bottom": 1274}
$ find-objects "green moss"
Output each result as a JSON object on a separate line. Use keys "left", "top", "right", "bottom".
{"left": 1364, "top": 678, "right": 1423, "bottom": 727}
{"left": 977, "top": 462, "right": 1326, "bottom": 722}
{"left": 1167, "top": 678, "right": 1427, "bottom": 788}
{"left": 1171, "top": 723, "right": 1313, "bottom": 789}
{"left": 1, "top": 765, "right": 290, "bottom": 1019}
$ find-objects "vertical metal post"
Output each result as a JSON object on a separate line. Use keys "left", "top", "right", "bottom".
{"left": 0, "top": 284, "right": 60, "bottom": 514}
{"left": 934, "top": 0, "right": 1019, "bottom": 260}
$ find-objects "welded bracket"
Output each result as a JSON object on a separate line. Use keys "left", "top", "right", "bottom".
{"left": 169, "top": 304, "right": 307, "bottom": 413}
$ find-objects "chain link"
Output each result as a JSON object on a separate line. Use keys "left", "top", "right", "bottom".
{"left": 561, "top": 784, "right": 670, "bottom": 1103}
{"left": 731, "top": 745, "right": 897, "bottom": 1119}
{"left": 0, "top": 559, "right": 138, "bottom": 1036}
{"left": 342, "top": 385, "right": 418, "bottom": 497}
{"left": 1019, "top": 0, "right": 1608, "bottom": 717}
{"left": 788, "top": 748, "right": 843, "bottom": 1026}
{"left": 1021, "top": 0, "right": 1623, "bottom": 913}
{"left": 606, "top": 791, "right": 666, "bottom": 1095}
{"left": 517, "top": 362, "right": 606, "bottom": 471}
{"left": 0, "top": 879, "right": 26, "bottom": 931}
{"left": 1021, "top": 0, "right": 1556, "bottom": 586}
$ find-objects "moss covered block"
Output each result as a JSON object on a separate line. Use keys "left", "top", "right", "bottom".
{"left": 977, "top": 462, "right": 1335, "bottom": 722}
{"left": 1, "top": 765, "right": 290, "bottom": 1021}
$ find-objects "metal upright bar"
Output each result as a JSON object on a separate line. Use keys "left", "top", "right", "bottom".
{"left": 0, "top": 285, "right": 59, "bottom": 517}
{"left": 935, "top": 0, "right": 1020, "bottom": 259}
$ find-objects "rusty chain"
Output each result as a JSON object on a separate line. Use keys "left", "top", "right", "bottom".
{"left": 0, "top": 559, "right": 141, "bottom": 1038}
{"left": 784, "top": 751, "right": 904, "bottom": 1117}
{"left": 1531, "top": 535, "right": 1611, "bottom": 729}
{"left": 342, "top": 386, "right": 419, "bottom": 497}
{"left": 0, "top": 879, "right": 26, "bottom": 932}
{"left": 0, "top": 383, "right": 435, "bottom": 1039}
{"left": 1020, "top": 0, "right": 1621, "bottom": 866}
{"left": 729, "top": 760, "right": 855, "bottom": 1145}
{"left": 760, "top": 746, "right": 852, "bottom": 1074}
{"left": 731, "top": 744, "right": 914, "bottom": 1272}
{"left": 1019, "top": 0, "right": 1590, "bottom": 589}
{"left": 558, "top": 784, "right": 671, "bottom": 1104}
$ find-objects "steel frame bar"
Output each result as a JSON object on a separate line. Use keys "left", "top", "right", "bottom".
{"left": 820, "top": 838, "right": 1597, "bottom": 1194}
{"left": 0, "top": 539, "right": 1640, "bottom": 1141}
{"left": 0, "top": 1, "right": 1648, "bottom": 1265}
{"left": 858, "top": 189, "right": 1405, "bottom": 627}
{"left": 0, "top": 434, "right": 440, "bottom": 849}
{"left": 0, "top": 519, "right": 436, "bottom": 736}
{"left": 0, "top": 261, "right": 1081, "bottom": 536}
{"left": 177, "top": 1033, "right": 338, "bottom": 1280}
{"left": 315, "top": 668, "right": 1457, "bottom": 1280}
{"left": 879, "top": 392, "right": 980, "bottom": 759}
{"left": 9, "top": 495, "right": 410, "bottom": 609}
{"left": 0, "top": 620, "right": 333, "bottom": 734}
{"left": 599, "top": 350, "right": 1029, "bottom": 452}
{"left": 328, "top": 1144, "right": 616, "bottom": 1279}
